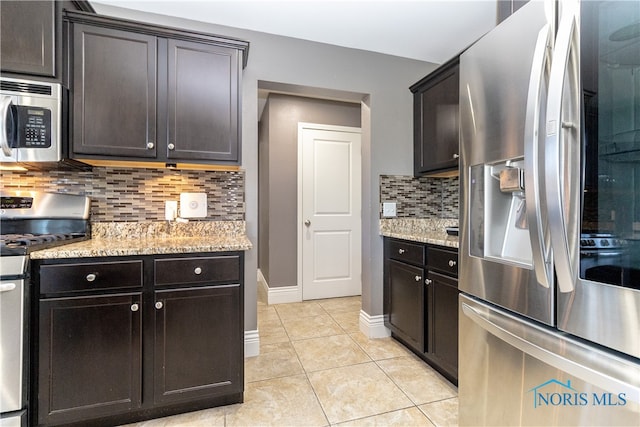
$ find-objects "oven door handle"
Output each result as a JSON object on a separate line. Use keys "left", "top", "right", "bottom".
{"left": 0, "top": 96, "right": 15, "bottom": 157}
{"left": 0, "top": 282, "right": 17, "bottom": 293}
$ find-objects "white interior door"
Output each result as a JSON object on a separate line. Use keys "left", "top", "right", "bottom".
{"left": 299, "top": 123, "right": 361, "bottom": 300}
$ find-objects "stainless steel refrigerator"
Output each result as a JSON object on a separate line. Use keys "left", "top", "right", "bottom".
{"left": 459, "top": 0, "right": 640, "bottom": 425}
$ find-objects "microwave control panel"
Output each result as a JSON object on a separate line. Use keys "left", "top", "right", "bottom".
{"left": 16, "top": 106, "right": 51, "bottom": 148}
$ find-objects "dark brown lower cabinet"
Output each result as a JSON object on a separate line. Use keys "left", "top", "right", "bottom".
{"left": 154, "top": 285, "right": 242, "bottom": 405}
{"left": 428, "top": 271, "right": 459, "bottom": 381}
{"left": 33, "top": 252, "right": 243, "bottom": 426}
{"left": 384, "top": 238, "right": 458, "bottom": 385}
{"left": 37, "top": 293, "right": 142, "bottom": 426}
{"left": 387, "top": 260, "right": 425, "bottom": 351}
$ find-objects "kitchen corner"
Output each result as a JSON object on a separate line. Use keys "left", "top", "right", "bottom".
{"left": 378, "top": 172, "right": 460, "bottom": 385}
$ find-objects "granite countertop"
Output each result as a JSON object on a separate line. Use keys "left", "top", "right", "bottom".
{"left": 30, "top": 221, "right": 252, "bottom": 259}
{"left": 379, "top": 218, "right": 459, "bottom": 248}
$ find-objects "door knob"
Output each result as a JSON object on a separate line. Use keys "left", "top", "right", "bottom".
{"left": 304, "top": 220, "right": 311, "bottom": 227}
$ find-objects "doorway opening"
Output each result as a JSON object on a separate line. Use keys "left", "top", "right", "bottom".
{"left": 257, "top": 82, "right": 368, "bottom": 304}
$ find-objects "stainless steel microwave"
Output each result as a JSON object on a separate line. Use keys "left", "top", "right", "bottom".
{"left": 0, "top": 77, "right": 62, "bottom": 167}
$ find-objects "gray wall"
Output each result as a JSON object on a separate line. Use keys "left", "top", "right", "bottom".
{"left": 259, "top": 94, "right": 361, "bottom": 288}
{"left": 93, "top": 3, "right": 438, "bottom": 334}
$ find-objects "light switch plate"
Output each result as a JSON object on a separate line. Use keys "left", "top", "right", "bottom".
{"left": 382, "top": 202, "right": 397, "bottom": 217}
{"left": 180, "top": 193, "right": 207, "bottom": 218}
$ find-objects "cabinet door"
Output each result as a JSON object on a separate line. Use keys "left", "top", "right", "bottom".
{"left": 428, "top": 271, "right": 459, "bottom": 382}
{"left": 414, "top": 62, "right": 459, "bottom": 175}
{"left": 38, "top": 293, "right": 142, "bottom": 426}
{"left": 387, "top": 260, "right": 425, "bottom": 352}
{"left": 166, "top": 39, "right": 239, "bottom": 163}
{"left": 72, "top": 24, "right": 157, "bottom": 158}
{"left": 0, "top": 1, "right": 55, "bottom": 76}
{"left": 154, "top": 284, "right": 242, "bottom": 404}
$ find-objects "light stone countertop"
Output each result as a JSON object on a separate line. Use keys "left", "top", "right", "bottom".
{"left": 30, "top": 221, "right": 252, "bottom": 259}
{"left": 379, "top": 218, "right": 459, "bottom": 249}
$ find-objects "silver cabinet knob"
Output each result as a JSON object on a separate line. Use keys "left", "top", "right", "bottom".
{"left": 414, "top": 275, "right": 422, "bottom": 282}
{"left": 425, "top": 279, "right": 433, "bottom": 285}
{"left": 448, "top": 260, "right": 457, "bottom": 267}
{"left": 86, "top": 273, "right": 97, "bottom": 282}
{"left": 398, "top": 249, "right": 405, "bottom": 254}
{"left": 168, "top": 143, "right": 175, "bottom": 150}
{"left": 194, "top": 267, "right": 202, "bottom": 275}
{"left": 147, "top": 142, "right": 154, "bottom": 149}
{"left": 155, "top": 301, "right": 163, "bottom": 310}
{"left": 131, "top": 303, "right": 139, "bottom": 312}
{"left": 453, "top": 153, "right": 460, "bottom": 159}
{"left": 304, "top": 220, "right": 311, "bottom": 227}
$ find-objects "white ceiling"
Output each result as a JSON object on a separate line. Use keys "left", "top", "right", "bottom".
{"left": 92, "top": 0, "right": 498, "bottom": 64}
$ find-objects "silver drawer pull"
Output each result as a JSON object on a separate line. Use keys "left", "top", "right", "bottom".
{"left": 130, "top": 303, "right": 139, "bottom": 312}
{"left": 398, "top": 249, "right": 405, "bottom": 254}
{"left": 155, "top": 301, "right": 163, "bottom": 310}
{"left": 194, "top": 267, "right": 202, "bottom": 275}
{"left": 168, "top": 143, "right": 175, "bottom": 150}
{"left": 415, "top": 275, "right": 422, "bottom": 282}
{"left": 86, "top": 273, "right": 97, "bottom": 282}
{"left": 453, "top": 153, "right": 460, "bottom": 159}
{"left": 147, "top": 141, "right": 154, "bottom": 149}
{"left": 425, "top": 279, "right": 433, "bottom": 285}
{"left": 448, "top": 260, "right": 457, "bottom": 267}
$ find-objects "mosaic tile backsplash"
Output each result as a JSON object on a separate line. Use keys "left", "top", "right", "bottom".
{"left": 0, "top": 168, "right": 245, "bottom": 222}
{"left": 380, "top": 175, "right": 459, "bottom": 219}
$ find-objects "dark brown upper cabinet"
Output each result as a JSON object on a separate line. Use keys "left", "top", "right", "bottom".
{"left": 0, "top": 1, "right": 93, "bottom": 80}
{"left": 1, "top": 1, "right": 56, "bottom": 77}
{"left": 410, "top": 57, "right": 460, "bottom": 177}
{"left": 65, "top": 11, "right": 248, "bottom": 167}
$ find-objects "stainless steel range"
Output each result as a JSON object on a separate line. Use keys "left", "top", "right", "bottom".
{"left": 0, "top": 192, "right": 90, "bottom": 426}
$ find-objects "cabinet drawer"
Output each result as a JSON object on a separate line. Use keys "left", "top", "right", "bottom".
{"left": 155, "top": 255, "right": 240, "bottom": 286}
{"left": 388, "top": 239, "right": 425, "bottom": 265}
{"left": 40, "top": 260, "right": 143, "bottom": 295}
{"left": 427, "top": 246, "right": 458, "bottom": 277}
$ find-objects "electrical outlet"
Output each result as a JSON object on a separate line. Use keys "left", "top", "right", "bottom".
{"left": 382, "top": 202, "right": 397, "bottom": 217}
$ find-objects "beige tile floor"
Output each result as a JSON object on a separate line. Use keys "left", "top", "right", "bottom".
{"left": 128, "top": 295, "right": 459, "bottom": 426}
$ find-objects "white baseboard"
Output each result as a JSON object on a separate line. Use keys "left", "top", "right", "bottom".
{"left": 257, "top": 269, "right": 301, "bottom": 305}
{"left": 244, "top": 329, "right": 260, "bottom": 358}
{"left": 267, "top": 286, "right": 301, "bottom": 304}
{"left": 359, "top": 310, "right": 391, "bottom": 338}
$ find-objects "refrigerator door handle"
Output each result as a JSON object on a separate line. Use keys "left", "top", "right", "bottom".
{"left": 461, "top": 300, "right": 640, "bottom": 400}
{"left": 544, "top": 3, "right": 581, "bottom": 293}
{"left": 524, "top": 23, "right": 553, "bottom": 289}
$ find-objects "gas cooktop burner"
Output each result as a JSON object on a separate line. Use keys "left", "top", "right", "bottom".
{"left": 1, "top": 233, "right": 86, "bottom": 248}
{"left": 0, "top": 192, "right": 91, "bottom": 257}
{"left": 0, "top": 232, "right": 88, "bottom": 256}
